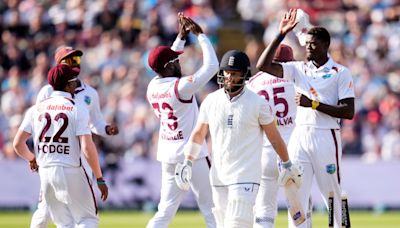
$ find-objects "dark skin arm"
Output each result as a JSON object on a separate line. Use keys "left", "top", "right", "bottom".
{"left": 296, "top": 93, "right": 355, "bottom": 119}
{"left": 256, "top": 9, "right": 298, "bottom": 77}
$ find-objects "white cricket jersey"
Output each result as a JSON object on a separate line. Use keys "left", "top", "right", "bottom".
{"left": 36, "top": 82, "right": 108, "bottom": 136}
{"left": 20, "top": 91, "right": 91, "bottom": 168}
{"left": 146, "top": 34, "right": 219, "bottom": 163}
{"left": 198, "top": 87, "right": 275, "bottom": 185}
{"left": 281, "top": 58, "right": 355, "bottom": 129}
{"left": 247, "top": 72, "right": 296, "bottom": 144}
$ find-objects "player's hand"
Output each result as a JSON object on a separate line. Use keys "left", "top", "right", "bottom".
{"left": 278, "top": 161, "right": 304, "bottom": 188}
{"left": 175, "top": 160, "right": 192, "bottom": 191}
{"left": 295, "top": 93, "right": 312, "bottom": 107}
{"left": 106, "top": 124, "right": 119, "bottom": 135}
{"left": 178, "top": 12, "right": 190, "bottom": 39}
{"left": 279, "top": 8, "right": 298, "bottom": 35}
{"left": 181, "top": 16, "right": 203, "bottom": 36}
{"left": 97, "top": 178, "right": 108, "bottom": 201}
{"left": 29, "top": 158, "right": 39, "bottom": 172}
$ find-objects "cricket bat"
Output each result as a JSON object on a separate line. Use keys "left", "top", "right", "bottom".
{"left": 341, "top": 191, "right": 351, "bottom": 228}
{"left": 328, "top": 191, "right": 334, "bottom": 228}
{"left": 284, "top": 179, "right": 306, "bottom": 225}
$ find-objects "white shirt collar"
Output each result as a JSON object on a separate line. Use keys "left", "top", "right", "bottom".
{"left": 50, "top": 91, "right": 74, "bottom": 99}
{"left": 224, "top": 86, "right": 246, "bottom": 102}
{"left": 307, "top": 57, "right": 335, "bottom": 72}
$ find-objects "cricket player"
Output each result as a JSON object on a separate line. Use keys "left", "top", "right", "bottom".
{"left": 31, "top": 46, "right": 119, "bottom": 228}
{"left": 248, "top": 44, "right": 297, "bottom": 228}
{"left": 145, "top": 13, "right": 217, "bottom": 228}
{"left": 256, "top": 9, "right": 355, "bottom": 228}
{"left": 175, "top": 50, "right": 303, "bottom": 228}
{"left": 13, "top": 64, "right": 108, "bottom": 228}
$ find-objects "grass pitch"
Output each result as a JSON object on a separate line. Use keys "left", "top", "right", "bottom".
{"left": 0, "top": 210, "right": 399, "bottom": 227}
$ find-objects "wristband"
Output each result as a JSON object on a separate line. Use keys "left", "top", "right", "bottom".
{"left": 282, "top": 160, "right": 292, "bottom": 169}
{"left": 311, "top": 100, "right": 320, "bottom": 110}
{"left": 276, "top": 33, "right": 286, "bottom": 42}
{"left": 97, "top": 177, "right": 106, "bottom": 185}
{"left": 183, "top": 142, "right": 202, "bottom": 160}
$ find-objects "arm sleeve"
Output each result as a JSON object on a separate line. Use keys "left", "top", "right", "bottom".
{"left": 36, "top": 85, "right": 53, "bottom": 104}
{"left": 19, "top": 107, "right": 34, "bottom": 134}
{"left": 171, "top": 36, "right": 186, "bottom": 52}
{"left": 259, "top": 98, "right": 275, "bottom": 125}
{"left": 338, "top": 67, "right": 355, "bottom": 100}
{"left": 76, "top": 106, "right": 92, "bottom": 136}
{"left": 88, "top": 90, "right": 108, "bottom": 137}
{"left": 177, "top": 34, "right": 219, "bottom": 100}
{"left": 281, "top": 62, "right": 299, "bottom": 82}
{"left": 197, "top": 96, "right": 210, "bottom": 124}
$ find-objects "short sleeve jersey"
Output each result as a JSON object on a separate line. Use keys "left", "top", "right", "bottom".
{"left": 147, "top": 77, "right": 207, "bottom": 163}
{"left": 146, "top": 34, "right": 218, "bottom": 163}
{"left": 20, "top": 91, "right": 91, "bottom": 167}
{"left": 281, "top": 58, "right": 355, "bottom": 129}
{"left": 36, "top": 83, "right": 108, "bottom": 136}
{"left": 198, "top": 87, "right": 274, "bottom": 185}
{"left": 247, "top": 72, "right": 297, "bottom": 144}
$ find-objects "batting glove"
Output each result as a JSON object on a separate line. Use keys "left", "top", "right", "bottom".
{"left": 175, "top": 160, "right": 192, "bottom": 191}
{"left": 278, "top": 160, "right": 304, "bottom": 188}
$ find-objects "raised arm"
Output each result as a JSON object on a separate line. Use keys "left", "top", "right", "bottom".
{"left": 176, "top": 15, "right": 219, "bottom": 98}
{"left": 256, "top": 9, "right": 298, "bottom": 78}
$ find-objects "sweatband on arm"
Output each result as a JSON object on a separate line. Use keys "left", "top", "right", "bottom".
{"left": 183, "top": 142, "right": 202, "bottom": 160}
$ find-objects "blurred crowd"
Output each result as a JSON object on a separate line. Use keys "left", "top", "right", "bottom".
{"left": 0, "top": 0, "right": 400, "bottom": 206}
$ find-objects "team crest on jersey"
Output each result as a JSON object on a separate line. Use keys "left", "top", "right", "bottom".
{"left": 84, "top": 96, "right": 91, "bottom": 105}
{"left": 227, "top": 114, "right": 233, "bottom": 128}
{"left": 322, "top": 74, "right": 332, "bottom": 79}
{"left": 326, "top": 164, "right": 336, "bottom": 174}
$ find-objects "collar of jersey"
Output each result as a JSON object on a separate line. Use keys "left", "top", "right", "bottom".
{"left": 224, "top": 86, "right": 246, "bottom": 102}
{"left": 307, "top": 57, "right": 334, "bottom": 72}
{"left": 50, "top": 91, "right": 74, "bottom": 99}
{"left": 74, "top": 80, "right": 86, "bottom": 93}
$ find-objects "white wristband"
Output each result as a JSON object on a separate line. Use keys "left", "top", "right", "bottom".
{"left": 183, "top": 142, "right": 202, "bottom": 160}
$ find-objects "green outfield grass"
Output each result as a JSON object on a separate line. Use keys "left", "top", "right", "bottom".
{"left": 0, "top": 210, "right": 399, "bottom": 227}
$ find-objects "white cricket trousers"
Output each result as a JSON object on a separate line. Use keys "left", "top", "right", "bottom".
{"left": 212, "top": 183, "right": 259, "bottom": 228}
{"left": 31, "top": 157, "right": 94, "bottom": 228}
{"left": 146, "top": 157, "right": 215, "bottom": 228}
{"left": 288, "top": 126, "right": 343, "bottom": 228}
{"left": 39, "top": 165, "right": 98, "bottom": 228}
{"left": 254, "top": 145, "right": 279, "bottom": 228}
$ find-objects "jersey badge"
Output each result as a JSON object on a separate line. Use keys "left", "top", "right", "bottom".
{"left": 326, "top": 164, "right": 336, "bottom": 174}
{"left": 227, "top": 114, "right": 234, "bottom": 128}
{"left": 84, "top": 96, "right": 91, "bottom": 105}
{"left": 322, "top": 74, "right": 332, "bottom": 79}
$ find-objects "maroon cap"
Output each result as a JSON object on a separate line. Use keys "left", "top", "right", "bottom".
{"left": 273, "top": 44, "right": 294, "bottom": 62}
{"left": 148, "top": 46, "right": 183, "bottom": 72}
{"left": 47, "top": 64, "right": 80, "bottom": 90}
{"left": 54, "top": 46, "right": 83, "bottom": 64}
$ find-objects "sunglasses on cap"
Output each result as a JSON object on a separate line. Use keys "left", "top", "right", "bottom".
{"left": 61, "top": 56, "right": 81, "bottom": 65}
{"left": 163, "top": 57, "right": 179, "bottom": 68}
